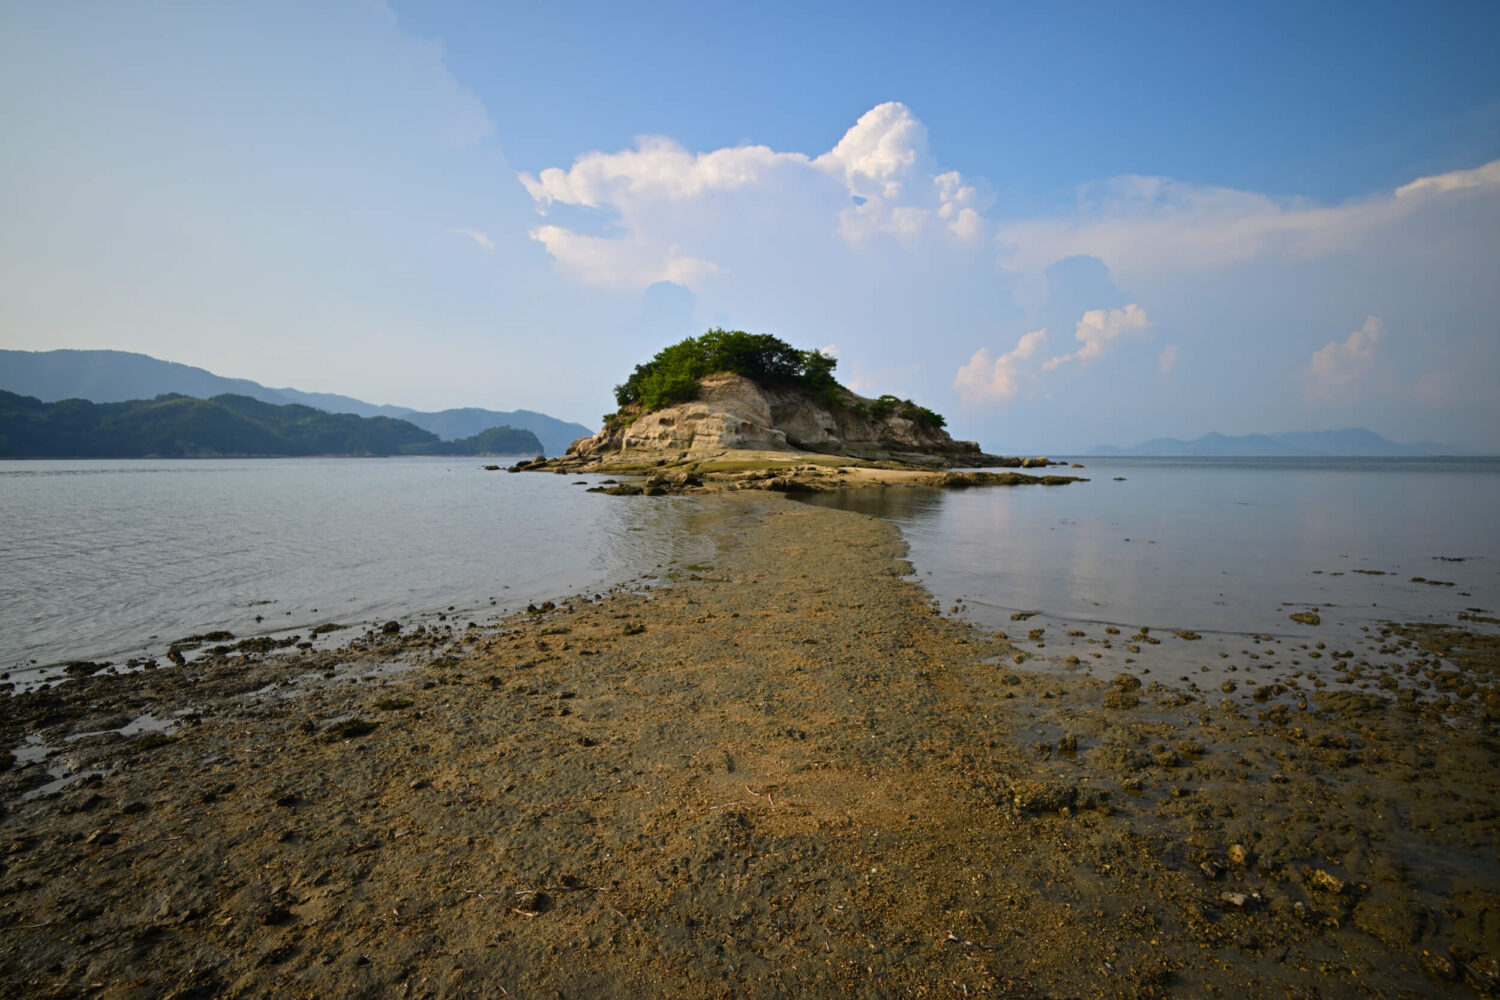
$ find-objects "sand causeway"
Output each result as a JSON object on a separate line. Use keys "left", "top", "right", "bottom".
{"left": 1, "top": 492, "right": 1497, "bottom": 998}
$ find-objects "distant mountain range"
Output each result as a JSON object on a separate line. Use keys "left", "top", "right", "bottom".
{"left": 0, "top": 390, "right": 543, "bottom": 459}
{"left": 1087, "top": 428, "right": 1466, "bottom": 457}
{"left": 0, "top": 349, "right": 592, "bottom": 455}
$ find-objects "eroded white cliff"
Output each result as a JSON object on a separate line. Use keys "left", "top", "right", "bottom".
{"left": 568, "top": 375, "right": 988, "bottom": 465}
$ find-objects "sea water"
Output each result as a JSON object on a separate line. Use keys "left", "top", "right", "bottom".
{"left": 801, "top": 457, "right": 1500, "bottom": 693}
{"left": 0, "top": 457, "right": 710, "bottom": 683}
{"left": 7, "top": 455, "right": 1498, "bottom": 699}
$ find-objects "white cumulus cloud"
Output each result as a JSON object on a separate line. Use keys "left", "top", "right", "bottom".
{"left": 1043, "top": 304, "right": 1151, "bottom": 370}
{"left": 936, "top": 171, "right": 985, "bottom": 242}
{"left": 520, "top": 136, "right": 798, "bottom": 209}
{"left": 518, "top": 102, "right": 989, "bottom": 288}
{"left": 814, "top": 101, "right": 925, "bottom": 198}
{"left": 506, "top": 102, "right": 1499, "bottom": 448}
{"left": 954, "top": 329, "right": 1048, "bottom": 405}
{"left": 1306, "top": 316, "right": 1385, "bottom": 400}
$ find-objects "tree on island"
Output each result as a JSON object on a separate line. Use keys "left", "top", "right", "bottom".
{"left": 608, "top": 329, "right": 945, "bottom": 430}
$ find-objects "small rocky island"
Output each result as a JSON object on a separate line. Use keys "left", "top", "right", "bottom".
{"left": 524, "top": 329, "right": 1075, "bottom": 493}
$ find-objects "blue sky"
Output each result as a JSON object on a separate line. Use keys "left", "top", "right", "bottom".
{"left": 2, "top": 0, "right": 1498, "bottom": 451}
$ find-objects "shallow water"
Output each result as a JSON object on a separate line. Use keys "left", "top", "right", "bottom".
{"left": 801, "top": 456, "right": 1500, "bottom": 692}
{"left": 0, "top": 458, "right": 711, "bottom": 678}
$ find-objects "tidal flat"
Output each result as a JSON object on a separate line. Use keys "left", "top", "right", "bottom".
{"left": 1, "top": 494, "right": 1497, "bottom": 998}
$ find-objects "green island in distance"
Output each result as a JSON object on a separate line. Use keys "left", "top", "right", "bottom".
{"left": 0, "top": 390, "right": 543, "bottom": 459}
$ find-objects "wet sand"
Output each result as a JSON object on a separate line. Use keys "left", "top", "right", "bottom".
{"left": 1, "top": 494, "right": 1497, "bottom": 998}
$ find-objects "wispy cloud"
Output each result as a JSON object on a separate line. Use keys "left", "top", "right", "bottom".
{"left": 993, "top": 158, "right": 1500, "bottom": 286}
{"left": 1158, "top": 345, "right": 1179, "bottom": 374}
{"left": 452, "top": 228, "right": 495, "bottom": 251}
{"left": 1395, "top": 160, "right": 1500, "bottom": 199}
{"left": 529, "top": 225, "right": 718, "bottom": 290}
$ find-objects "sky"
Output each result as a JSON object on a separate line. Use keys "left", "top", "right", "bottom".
{"left": 2, "top": 0, "right": 1498, "bottom": 452}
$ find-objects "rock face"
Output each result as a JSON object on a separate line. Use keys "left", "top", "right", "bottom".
{"left": 567, "top": 375, "right": 992, "bottom": 465}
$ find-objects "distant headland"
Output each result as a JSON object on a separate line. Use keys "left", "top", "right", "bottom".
{"left": 0, "top": 390, "right": 543, "bottom": 459}
{"left": 0, "top": 348, "right": 591, "bottom": 456}
{"left": 1087, "top": 428, "right": 1469, "bottom": 457}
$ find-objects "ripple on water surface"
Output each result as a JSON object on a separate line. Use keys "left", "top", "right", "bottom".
{"left": 800, "top": 456, "right": 1500, "bottom": 700}
{"left": 1, "top": 458, "right": 713, "bottom": 674}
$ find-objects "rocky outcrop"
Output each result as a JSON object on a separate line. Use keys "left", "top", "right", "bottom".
{"left": 925, "top": 470, "right": 1079, "bottom": 488}
{"left": 566, "top": 375, "right": 995, "bottom": 466}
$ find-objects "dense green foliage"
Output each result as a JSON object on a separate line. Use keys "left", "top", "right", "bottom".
{"left": 613, "top": 329, "right": 840, "bottom": 412}
{"left": 605, "top": 328, "right": 948, "bottom": 432}
{"left": 0, "top": 391, "right": 542, "bottom": 458}
{"left": 405, "top": 424, "right": 543, "bottom": 456}
{"left": 862, "top": 394, "right": 947, "bottom": 430}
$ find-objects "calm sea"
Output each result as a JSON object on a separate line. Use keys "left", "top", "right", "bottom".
{"left": 802, "top": 456, "right": 1500, "bottom": 690}
{"left": 0, "top": 458, "right": 710, "bottom": 684}
{"left": 5, "top": 455, "right": 1498, "bottom": 697}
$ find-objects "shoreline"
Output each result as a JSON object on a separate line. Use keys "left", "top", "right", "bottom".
{"left": 1, "top": 494, "right": 1497, "bottom": 997}
{"left": 515, "top": 446, "right": 1079, "bottom": 496}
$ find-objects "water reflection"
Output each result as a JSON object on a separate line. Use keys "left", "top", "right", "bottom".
{"left": 795, "top": 485, "right": 948, "bottom": 523}
{"left": 1, "top": 458, "right": 711, "bottom": 670}
{"left": 799, "top": 457, "right": 1500, "bottom": 692}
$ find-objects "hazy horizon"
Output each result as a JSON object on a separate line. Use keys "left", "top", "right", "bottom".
{"left": 3, "top": 345, "right": 1486, "bottom": 457}
{"left": 3, "top": 1, "right": 1497, "bottom": 453}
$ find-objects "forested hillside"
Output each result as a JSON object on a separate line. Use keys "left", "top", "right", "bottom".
{"left": 0, "top": 391, "right": 542, "bottom": 458}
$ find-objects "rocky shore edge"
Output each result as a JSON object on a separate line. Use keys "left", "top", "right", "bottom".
{"left": 0, "top": 494, "right": 1496, "bottom": 998}
{"left": 501, "top": 449, "right": 1086, "bottom": 496}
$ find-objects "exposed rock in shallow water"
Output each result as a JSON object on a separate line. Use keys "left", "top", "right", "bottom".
{"left": 1316, "top": 690, "right": 1389, "bottom": 716}
{"left": 927, "top": 470, "right": 1082, "bottom": 488}
{"left": 1009, "top": 779, "right": 1079, "bottom": 813}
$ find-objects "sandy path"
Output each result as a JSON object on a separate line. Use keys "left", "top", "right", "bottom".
{"left": 0, "top": 495, "right": 1496, "bottom": 998}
